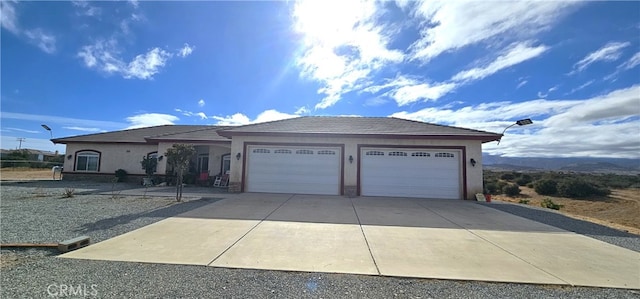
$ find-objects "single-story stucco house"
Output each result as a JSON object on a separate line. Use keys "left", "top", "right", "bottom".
{"left": 52, "top": 117, "right": 502, "bottom": 200}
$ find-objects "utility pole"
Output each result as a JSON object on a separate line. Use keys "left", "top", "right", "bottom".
{"left": 16, "top": 138, "right": 26, "bottom": 149}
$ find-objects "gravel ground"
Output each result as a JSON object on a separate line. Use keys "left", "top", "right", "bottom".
{"left": 1, "top": 181, "right": 639, "bottom": 298}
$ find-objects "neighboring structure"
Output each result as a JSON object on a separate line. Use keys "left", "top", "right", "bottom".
{"left": 0, "top": 149, "right": 60, "bottom": 162}
{"left": 53, "top": 117, "right": 502, "bottom": 200}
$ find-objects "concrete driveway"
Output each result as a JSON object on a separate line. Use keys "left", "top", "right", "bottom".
{"left": 62, "top": 194, "right": 640, "bottom": 289}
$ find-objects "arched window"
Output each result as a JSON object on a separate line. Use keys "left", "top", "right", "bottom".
{"left": 75, "top": 150, "right": 100, "bottom": 172}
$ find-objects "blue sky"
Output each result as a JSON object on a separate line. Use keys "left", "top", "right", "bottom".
{"left": 1, "top": 0, "right": 639, "bottom": 158}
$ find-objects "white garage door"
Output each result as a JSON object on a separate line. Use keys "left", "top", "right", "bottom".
{"left": 361, "top": 149, "right": 461, "bottom": 199}
{"left": 247, "top": 146, "right": 341, "bottom": 195}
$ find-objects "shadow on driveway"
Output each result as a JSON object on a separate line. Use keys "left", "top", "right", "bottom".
{"left": 75, "top": 197, "right": 222, "bottom": 234}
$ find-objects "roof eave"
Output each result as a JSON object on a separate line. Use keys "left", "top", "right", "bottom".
{"left": 217, "top": 131, "right": 502, "bottom": 141}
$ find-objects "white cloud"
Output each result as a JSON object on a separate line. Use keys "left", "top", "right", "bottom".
{"left": 6, "top": 127, "right": 40, "bottom": 134}
{"left": 570, "top": 41, "right": 631, "bottom": 74}
{"left": 125, "top": 48, "right": 171, "bottom": 79}
{"left": 174, "top": 108, "right": 208, "bottom": 120}
{"left": 451, "top": 42, "right": 548, "bottom": 82}
{"left": 619, "top": 52, "right": 640, "bottom": 70}
{"left": 408, "top": 1, "right": 577, "bottom": 62}
{"left": 392, "top": 85, "right": 640, "bottom": 158}
{"left": 196, "top": 112, "right": 207, "bottom": 120}
{"left": 71, "top": 0, "right": 102, "bottom": 17}
{"left": 537, "top": 85, "right": 559, "bottom": 99}
{"left": 294, "top": 106, "right": 310, "bottom": 115}
{"left": 0, "top": 1, "right": 19, "bottom": 34}
{"left": 63, "top": 126, "right": 103, "bottom": 133}
{"left": 198, "top": 99, "right": 205, "bottom": 107}
{"left": 293, "top": 0, "right": 404, "bottom": 109}
{"left": 77, "top": 39, "right": 173, "bottom": 80}
{"left": 1, "top": 112, "right": 125, "bottom": 130}
{"left": 568, "top": 80, "right": 594, "bottom": 95}
{"left": 516, "top": 80, "right": 528, "bottom": 89}
{"left": 178, "top": 43, "right": 194, "bottom": 58}
{"left": 24, "top": 29, "right": 56, "bottom": 54}
{"left": 212, "top": 109, "right": 299, "bottom": 126}
{"left": 363, "top": 75, "right": 457, "bottom": 106}
{"left": 125, "top": 113, "right": 179, "bottom": 129}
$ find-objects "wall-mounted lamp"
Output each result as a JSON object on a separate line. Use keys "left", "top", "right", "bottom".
{"left": 67, "top": 154, "right": 72, "bottom": 160}
{"left": 470, "top": 158, "right": 477, "bottom": 167}
{"left": 348, "top": 155, "right": 354, "bottom": 164}
{"left": 236, "top": 153, "right": 242, "bottom": 161}
{"left": 158, "top": 155, "right": 163, "bottom": 161}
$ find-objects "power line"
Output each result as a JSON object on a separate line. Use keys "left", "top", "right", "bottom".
{"left": 16, "top": 138, "right": 26, "bottom": 149}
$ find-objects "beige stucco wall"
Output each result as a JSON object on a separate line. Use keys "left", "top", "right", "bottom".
{"left": 63, "top": 143, "right": 159, "bottom": 175}
{"left": 229, "top": 135, "right": 485, "bottom": 200}
{"left": 63, "top": 142, "right": 232, "bottom": 177}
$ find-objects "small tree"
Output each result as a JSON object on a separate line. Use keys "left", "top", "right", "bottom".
{"left": 140, "top": 156, "right": 158, "bottom": 178}
{"left": 165, "top": 144, "right": 196, "bottom": 202}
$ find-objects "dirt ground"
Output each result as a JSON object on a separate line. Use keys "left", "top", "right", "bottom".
{"left": 0, "top": 168, "right": 57, "bottom": 181}
{"left": 2, "top": 169, "right": 639, "bottom": 235}
{"left": 494, "top": 186, "right": 640, "bottom": 235}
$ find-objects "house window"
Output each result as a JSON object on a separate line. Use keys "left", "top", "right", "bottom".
{"left": 274, "top": 149, "right": 292, "bottom": 154}
{"left": 253, "top": 148, "right": 270, "bottom": 154}
{"left": 296, "top": 149, "right": 313, "bottom": 155}
{"left": 317, "top": 150, "right": 336, "bottom": 155}
{"left": 221, "top": 154, "right": 231, "bottom": 175}
{"left": 75, "top": 151, "right": 100, "bottom": 172}
{"left": 411, "top": 152, "right": 430, "bottom": 157}
{"left": 365, "top": 151, "right": 384, "bottom": 156}
{"left": 435, "top": 152, "right": 455, "bottom": 158}
{"left": 388, "top": 151, "right": 408, "bottom": 157}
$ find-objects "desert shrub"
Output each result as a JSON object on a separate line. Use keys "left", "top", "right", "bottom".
{"left": 526, "top": 182, "right": 534, "bottom": 188}
{"left": 557, "top": 179, "right": 610, "bottom": 198}
{"left": 541, "top": 198, "right": 563, "bottom": 210}
{"left": 62, "top": 188, "right": 75, "bottom": 198}
{"left": 502, "top": 183, "right": 521, "bottom": 197}
{"left": 500, "top": 173, "right": 516, "bottom": 181}
{"left": 518, "top": 199, "right": 530, "bottom": 205}
{"left": 484, "top": 182, "right": 498, "bottom": 194}
{"left": 115, "top": 169, "right": 128, "bottom": 182}
{"left": 516, "top": 174, "right": 533, "bottom": 186}
{"left": 495, "top": 180, "right": 508, "bottom": 193}
{"left": 534, "top": 179, "right": 558, "bottom": 195}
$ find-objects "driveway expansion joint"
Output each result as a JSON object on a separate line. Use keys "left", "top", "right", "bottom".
{"left": 349, "top": 197, "right": 381, "bottom": 275}
{"left": 205, "top": 194, "right": 296, "bottom": 266}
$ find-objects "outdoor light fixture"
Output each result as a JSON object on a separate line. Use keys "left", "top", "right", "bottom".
{"left": 236, "top": 153, "right": 242, "bottom": 160}
{"left": 349, "top": 155, "right": 354, "bottom": 164}
{"left": 41, "top": 124, "right": 52, "bottom": 139}
{"left": 497, "top": 118, "right": 533, "bottom": 145}
{"left": 470, "top": 158, "right": 476, "bottom": 167}
{"left": 67, "top": 155, "right": 72, "bottom": 160}
{"left": 158, "top": 156, "right": 163, "bottom": 161}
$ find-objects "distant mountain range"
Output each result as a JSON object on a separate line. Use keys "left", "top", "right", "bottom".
{"left": 482, "top": 155, "right": 640, "bottom": 174}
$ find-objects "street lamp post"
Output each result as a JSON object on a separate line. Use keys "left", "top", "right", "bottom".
{"left": 497, "top": 118, "right": 533, "bottom": 145}
{"left": 41, "top": 124, "right": 52, "bottom": 140}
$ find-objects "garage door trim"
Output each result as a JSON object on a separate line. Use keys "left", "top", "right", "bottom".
{"left": 241, "top": 142, "right": 345, "bottom": 194}
{"left": 357, "top": 144, "right": 467, "bottom": 199}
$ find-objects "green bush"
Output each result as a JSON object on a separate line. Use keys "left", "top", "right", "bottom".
{"left": 500, "top": 173, "right": 516, "bottom": 181}
{"left": 502, "top": 183, "right": 521, "bottom": 197}
{"left": 518, "top": 199, "right": 530, "bottom": 205}
{"left": 534, "top": 179, "right": 558, "bottom": 195}
{"left": 115, "top": 169, "right": 128, "bottom": 182}
{"left": 484, "top": 182, "right": 498, "bottom": 194}
{"left": 516, "top": 174, "right": 533, "bottom": 186}
{"left": 526, "top": 182, "right": 534, "bottom": 188}
{"left": 541, "top": 198, "right": 563, "bottom": 210}
{"left": 557, "top": 179, "right": 610, "bottom": 198}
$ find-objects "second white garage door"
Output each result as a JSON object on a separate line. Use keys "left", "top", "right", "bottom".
{"left": 246, "top": 146, "right": 341, "bottom": 195}
{"left": 360, "top": 148, "right": 461, "bottom": 199}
